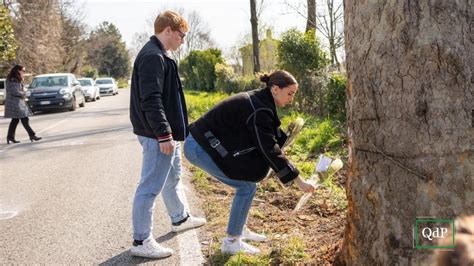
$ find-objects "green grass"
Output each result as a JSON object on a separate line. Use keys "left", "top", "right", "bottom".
{"left": 210, "top": 249, "right": 271, "bottom": 266}
{"left": 184, "top": 90, "right": 228, "bottom": 121}
{"left": 185, "top": 90, "right": 347, "bottom": 264}
{"left": 189, "top": 166, "right": 212, "bottom": 194}
{"left": 270, "top": 236, "right": 310, "bottom": 264}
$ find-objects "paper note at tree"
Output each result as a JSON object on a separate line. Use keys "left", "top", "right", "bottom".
{"left": 316, "top": 154, "right": 332, "bottom": 172}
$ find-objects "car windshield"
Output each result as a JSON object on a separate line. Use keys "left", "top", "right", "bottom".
{"left": 0, "top": 80, "right": 4, "bottom": 89}
{"left": 30, "top": 76, "right": 68, "bottom": 88}
{"left": 95, "top": 79, "right": 113, "bottom": 84}
{"left": 79, "top": 79, "right": 92, "bottom": 86}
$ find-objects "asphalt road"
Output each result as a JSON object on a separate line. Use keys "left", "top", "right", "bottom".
{"left": 0, "top": 89, "right": 205, "bottom": 265}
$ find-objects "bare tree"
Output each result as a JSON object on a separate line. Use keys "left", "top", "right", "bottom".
{"left": 131, "top": 8, "right": 215, "bottom": 64}
{"left": 59, "top": 0, "right": 87, "bottom": 75}
{"left": 336, "top": 1, "right": 473, "bottom": 265}
{"left": 14, "top": 0, "right": 64, "bottom": 74}
{"left": 317, "top": 0, "right": 343, "bottom": 67}
{"left": 173, "top": 10, "right": 215, "bottom": 63}
{"left": 284, "top": 0, "right": 344, "bottom": 68}
{"left": 250, "top": 0, "right": 260, "bottom": 73}
{"left": 306, "top": 0, "right": 316, "bottom": 36}
{"left": 129, "top": 31, "right": 150, "bottom": 63}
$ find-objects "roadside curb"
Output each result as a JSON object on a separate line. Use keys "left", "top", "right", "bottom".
{"left": 177, "top": 164, "right": 206, "bottom": 265}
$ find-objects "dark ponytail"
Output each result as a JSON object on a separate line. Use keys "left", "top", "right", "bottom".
{"left": 259, "top": 70, "right": 297, "bottom": 89}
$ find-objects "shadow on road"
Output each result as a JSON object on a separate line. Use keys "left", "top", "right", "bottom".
{"left": 0, "top": 124, "right": 133, "bottom": 158}
{"left": 98, "top": 233, "right": 177, "bottom": 265}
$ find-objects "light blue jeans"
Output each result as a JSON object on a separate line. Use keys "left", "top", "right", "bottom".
{"left": 132, "top": 136, "right": 188, "bottom": 240}
{"left": 184, "top": 134, "right": 257, "bottom": 236}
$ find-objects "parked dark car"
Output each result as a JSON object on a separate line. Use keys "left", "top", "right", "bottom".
{"left": 27, "top": 73, "right": 86, "bottom": 112}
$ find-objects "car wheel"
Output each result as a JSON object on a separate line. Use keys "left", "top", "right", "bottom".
{"left": 69, "top": 97, "right": 77, "bottom": 111}
{"left": 92, "top": 93, "right": 97, "bottom": 102}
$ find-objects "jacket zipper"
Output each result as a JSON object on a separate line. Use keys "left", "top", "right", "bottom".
{"left": 233, "top": 147, "right": 257, "bottom": 157}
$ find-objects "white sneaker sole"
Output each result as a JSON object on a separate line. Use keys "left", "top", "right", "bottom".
{"left": 130, "top": 250, "right": 173, "bottom": 259}
{"left": 171, "top": 221, "right": 206, "bottom": 233}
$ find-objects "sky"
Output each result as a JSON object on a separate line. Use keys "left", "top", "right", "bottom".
{"left": 81, "top": 0, "right": 311, "bottom": 52}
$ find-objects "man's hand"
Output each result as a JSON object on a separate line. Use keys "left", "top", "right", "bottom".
{"left": 159, "top": 140, "right": 175, "bottom": 155}
{"left": 294, "top": 176, "right": 316, "bottom": 193}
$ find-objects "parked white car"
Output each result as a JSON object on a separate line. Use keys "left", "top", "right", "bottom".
{"left": 0, "top": 78, "right": 5, "bottom": 105}
{"left": 95, "top": 77, "right": 118, "bottom": 95}
{"left": 78, "top": 78, "right": 100, "bottom": 102}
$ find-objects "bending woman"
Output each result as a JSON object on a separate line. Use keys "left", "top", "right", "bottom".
{"left": 184, "top": 70, "right": 315, "bottom": 255}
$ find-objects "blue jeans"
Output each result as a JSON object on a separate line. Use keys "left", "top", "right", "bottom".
{"left": 132, "top": 136, "right": 188, "bottom": 240}
{"left": 184, "top": 134, "right": 256, "bottom": 236}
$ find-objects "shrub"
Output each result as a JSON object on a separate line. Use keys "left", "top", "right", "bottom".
{"left": 325, "top": 73, "right": 347, "bottom": 122}
{"left": 180, "top": 48, "right": 224, "bottom": 91}
{"left": 277, "top": 29, "right": 328, "bottom": 80}
{"left": 81, "top": 65, "right": 98, "bottom": 79}
{"left": 277, "top": 29, "right": 329, "bottom": 115}
{"left": 215, "top": 63, "right": 262, "bottom": 93}
{"left": 117, "top": 78, "right": 129, "bottom": 88}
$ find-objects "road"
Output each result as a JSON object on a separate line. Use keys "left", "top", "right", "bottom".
{"left": 0, "top": 89, "right": 205, "bottom": 265}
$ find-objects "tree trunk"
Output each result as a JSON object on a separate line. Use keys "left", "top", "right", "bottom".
{"left": 337, "top": 0, "right": 473, "bottom": 265}
{"left": 250, "top": 0, "right": 260, "bottom": 73}
{"left": 305, "top": 0, "right": 316, "bottom": 36}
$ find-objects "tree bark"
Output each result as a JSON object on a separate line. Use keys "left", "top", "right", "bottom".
{"left": 250, "top": 0, "right": 260, "bottom": 73}
{"left": 306, "top": 0, "right": 316, "bottom": 36}
{"left": 337, "top": 0, "right": 473, "bottom": 265}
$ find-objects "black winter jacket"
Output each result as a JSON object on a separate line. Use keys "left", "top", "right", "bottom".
{"left": 130, "top": 36, "right": 188, "bottom": 141}
{"left": 189, "top": 88, "right": 299, "bottom": 184}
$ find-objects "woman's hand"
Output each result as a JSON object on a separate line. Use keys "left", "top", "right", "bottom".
{"left": 294, "top": 176, "right": 316, "bottom": 193}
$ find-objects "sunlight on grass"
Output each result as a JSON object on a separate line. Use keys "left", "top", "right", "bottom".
{"left": 184, "top": 90, "right": 228, "bottom": 121}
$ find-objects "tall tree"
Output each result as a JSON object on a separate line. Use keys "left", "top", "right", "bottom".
{"left": 99, "top": 40, "right": 130, "bottom": 78}
{"left": 337, "top": 1, "right": 473, "bottom": 265}
{"left": 85, "top": 21, "right": 130, "bottom": 78}
{"left": 317, "top": 0, "right": 343, "bottom": 67}
{"left": 14, "top": 0, "right": 64, "bottom": 74}
{"left": 305, "top": 0, "right": 316, "bottom": 37}
{"left": 172, "top": 10, "right": 215, "bottom": 63}
{"left": 0, "top": 5, "right": 17, "bottom": 63}
{"left": 285, "top": 0, "right": 344, "bottom": 68}
{"left": 59, "top": 0, "right": 87, "bottom": 75}
{"left": 250, "top": 0, "right": 260, "bottom": 73}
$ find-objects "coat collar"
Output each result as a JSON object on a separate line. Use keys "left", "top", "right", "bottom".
{"left": 150, "top": 35, "right": 173, "bottom": 58}
{"left": 150, "top": 35, "right": 164, "bottom": 51}
{"left": 253, "top": 87, "right": 280, "bottom": 126}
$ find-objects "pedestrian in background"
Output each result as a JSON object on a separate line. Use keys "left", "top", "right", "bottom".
{"left": 129, "top": 10, "right": 206, "bottom": 259}
{"left": 184, "top": 70, "right": 315, "bottom": 255}
{"left": 5, "top": 64, "right": 41, "bottom": 144}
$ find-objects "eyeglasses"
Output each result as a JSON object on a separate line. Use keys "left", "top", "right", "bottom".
{"left": 176, "top": 30, "right": 186, "bottom": 40}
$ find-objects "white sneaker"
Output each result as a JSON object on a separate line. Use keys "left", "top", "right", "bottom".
{"left": 171, "top": 215, "right": 207, "bottom": 233}
{"left": 130, "top": 237, "right": 173, "bottom": 259}
{"left": 220, "top": 237, "right": 260, "bottom": 255}
{"left": 242, "top": 227, "right": 267, "bottom": 242}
